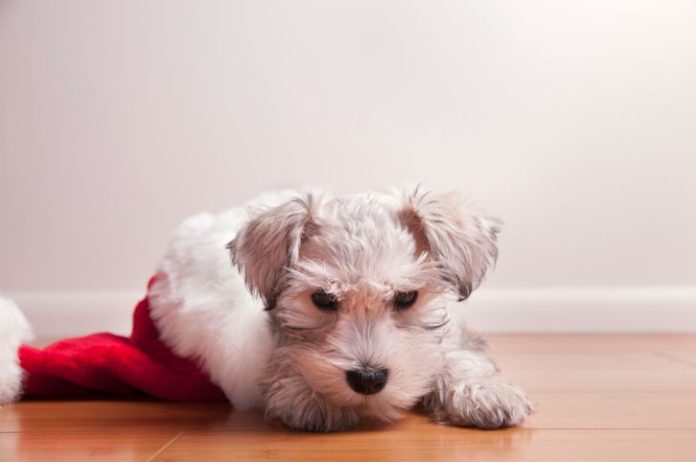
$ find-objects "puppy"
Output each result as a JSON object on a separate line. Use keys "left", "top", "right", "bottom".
{"left": 148, "top": 188, "right": 533, "bottom": 432}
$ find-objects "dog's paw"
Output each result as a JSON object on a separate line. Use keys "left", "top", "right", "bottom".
{"left": 262, "top": 375, "right": 360, "bottom": 432}
{"left": 431, "top": 381, "right": 534, "bottom": 429}
{"left": 267, "top": 399, "right": 360, "bottom": 432}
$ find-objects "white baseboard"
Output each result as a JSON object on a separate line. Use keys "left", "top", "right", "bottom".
{"left": 463, "top": 286, "right": 696, "bottom": 333}
{"left": 5, "top": 286, "right": 696, "bottom": 337}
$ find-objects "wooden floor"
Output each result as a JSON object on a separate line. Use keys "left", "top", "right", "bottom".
{"left": 2, "top": 335, "right": 696, "bottom": 461}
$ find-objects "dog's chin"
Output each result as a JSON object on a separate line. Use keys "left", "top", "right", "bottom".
{"left": 359, "top": 393, "right": 416, "bottom": 423}
{"left": 317, "top": 385, "right": 414, "bottom": 424}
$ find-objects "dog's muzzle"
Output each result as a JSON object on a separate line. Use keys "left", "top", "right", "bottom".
{"left": 345, "top": 367, "right": 389, "bottom": 395}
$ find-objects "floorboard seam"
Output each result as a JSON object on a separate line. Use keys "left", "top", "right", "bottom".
{"left": 653, "top": 351, "right": 696, "bottom": 369}
{"left": 146, "top": 431, "right": 183, "bottom": 462}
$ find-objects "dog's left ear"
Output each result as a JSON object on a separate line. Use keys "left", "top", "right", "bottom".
{"left": 227, "top": 193, "right": 317, "bottom": 309}
{"left": 398, "top": 188, "right": 501, "bottom": 300}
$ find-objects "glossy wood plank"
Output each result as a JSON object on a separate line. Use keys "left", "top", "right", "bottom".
{"left": 0, "top": 402, "right": 233, "bottom": 433}
{"left": 657, "top": 351, "right": 696, "bottom": 368}
{"left": 486, "top": 334, "right": 696, "bottom": 354}
{"left": 0, "top": 430, "right": 180, "bottom": 462}
{"left": 157, "top": 429, "right": 696, "bottom": 462}
{"left": 528, "top": 392, "right": 696, "bottom": 429}
{"left": 493, "top": 352, "right": 692, "bottom": 370}
{"left": 506, "top": 366, "right": 696, "bottom": 392}
{"left": 497, "top": 351, "right": 696, "bottom": 391}
{"left": 3, "top": 335, "right": 695, "bottom": 461}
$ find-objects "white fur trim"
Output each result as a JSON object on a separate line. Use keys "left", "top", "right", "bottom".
{"left": 0, "top": 295, "right": 33, "bottom": 404}
{"left": 147, "top": 191, "right": 299, "bottom": 410}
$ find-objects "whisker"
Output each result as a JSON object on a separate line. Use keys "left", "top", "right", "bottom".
{"left": 422, "top": 318, "right": 451, "bottom": 330}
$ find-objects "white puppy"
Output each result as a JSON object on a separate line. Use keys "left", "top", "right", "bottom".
{"left": 148, "top": 188, "right": 533, "bottom": 432}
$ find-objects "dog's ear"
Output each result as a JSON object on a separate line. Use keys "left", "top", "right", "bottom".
{"left": 398, "top": 188, "right": 501, "bottom": 300}
{"left": 227, "top": 194, "right": 317, "bottom": 309}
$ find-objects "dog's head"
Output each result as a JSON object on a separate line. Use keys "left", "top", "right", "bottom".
{"left": 228, "top": 188, "right": 500, "bottom": 422}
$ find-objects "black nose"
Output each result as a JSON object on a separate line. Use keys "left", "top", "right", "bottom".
{"left": 346, "top": 367, "right": 389, "bottom": 395}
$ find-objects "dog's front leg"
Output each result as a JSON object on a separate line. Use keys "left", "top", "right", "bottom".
{"left": 424, "top": 349, "right": 534, "bottom": 429}
{"left": 261, "top": 370, "right": 360, "bottom": 432}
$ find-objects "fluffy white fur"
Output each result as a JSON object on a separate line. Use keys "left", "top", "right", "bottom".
{"left": 148, "top": 191, "right": 295, "bottom": 409}
{"left": 149, "top": 188, "right": 534, "bottom": 431}
{"left": 0, "top": 295, "right": 33, "bottom": 405}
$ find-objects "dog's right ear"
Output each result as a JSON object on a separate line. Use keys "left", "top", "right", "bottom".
{"left": 227, "top": 194, "right": 317, "bottom": 309}
{"left": 398, "top": 187, "right": 501, "bottom": 301}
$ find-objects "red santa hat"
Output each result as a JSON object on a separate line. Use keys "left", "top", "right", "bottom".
{"left": 0, "top": 281, "right": 226, "bottom": 405}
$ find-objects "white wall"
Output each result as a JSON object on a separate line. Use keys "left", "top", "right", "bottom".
{"left": 1, "top": 1, "right": 695, "bottom": 333}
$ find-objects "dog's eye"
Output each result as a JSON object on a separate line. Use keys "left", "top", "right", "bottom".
{"left": 394, "top": 290, "right": 418, "bottom": 309}
{"left": 311, "top": 290, "right": 338, "bottom": 311}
